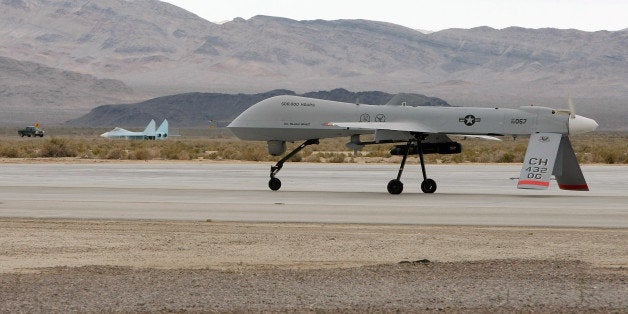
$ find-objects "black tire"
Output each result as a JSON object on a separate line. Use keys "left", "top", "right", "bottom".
{"left": 421, "top": 179, "right": 437, "bottom": 193}
{"left": 268, "top": 177, "right": 281, "bottom": 191}
{"left": 19, "top": 134, "right": 24, "bottom": 137}
{"left": 387, "top": 179, "right": 403, "bottom": 195}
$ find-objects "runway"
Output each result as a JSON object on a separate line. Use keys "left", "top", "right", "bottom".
{"left": 0, "top": 163, "right": 625, "bottom": 227}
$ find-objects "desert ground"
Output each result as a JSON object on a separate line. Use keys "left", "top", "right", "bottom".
{"left": 0, "top": 159, "right": 626, "bottom": 311}
{"left": 0, "top": 219, "right": 626, "bottom": 312}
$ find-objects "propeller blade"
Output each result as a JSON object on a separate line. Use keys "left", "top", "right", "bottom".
{"left": 567, "top": 95, "right": 575, "bottom": 119}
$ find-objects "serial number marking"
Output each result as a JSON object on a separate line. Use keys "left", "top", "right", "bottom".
{"left": 283, "top": 122, "right": 311, "bottom": 126}
{"left": 281, "top": 101, "right": 315, "bottom": 107}
{"left": 511, "top": 118, "right": 527, "bottom": 124}
{"left": 525, "top": 166, "right": 548, "bottom": 179}
{"left": 525, "top": 157, "right": 549, "bottom": 179}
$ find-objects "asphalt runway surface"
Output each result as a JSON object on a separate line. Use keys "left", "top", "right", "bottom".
{"left": 0, "top": 163, "right": 626, "bottom": 227}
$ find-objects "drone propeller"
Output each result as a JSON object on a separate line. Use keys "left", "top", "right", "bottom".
{"left": 559, "top": 95, "right": 598, "bottom": 135}
{"left": 567, "top": 95, "right": 576, "bottom": 119}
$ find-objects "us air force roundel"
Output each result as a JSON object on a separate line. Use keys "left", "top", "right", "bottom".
{"left": 459, "top": 114, "right": 481, "bottom": 126}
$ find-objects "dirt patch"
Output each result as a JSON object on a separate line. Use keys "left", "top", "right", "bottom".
{"left": 1, "top": 261, "right": 625, "bottom": 312}
{"left": 0, "top": 218, "right": 626, "bottom": 311}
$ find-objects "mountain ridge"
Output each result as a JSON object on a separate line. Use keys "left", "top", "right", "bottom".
{"left": 0, "top": 0, "right": 625, "bottom": 129}
{"left": 0, "top": 55, "right": 137, "bottom": 125}
{"left": 65, "top": 88, "right": 449, "bottom": 128}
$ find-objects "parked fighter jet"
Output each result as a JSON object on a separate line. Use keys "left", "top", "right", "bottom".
{"left": 101, "top": 119, "right": 169, "bottom": 140}
{"left": 227, "top": 94, "right": 598, "bottom": 194}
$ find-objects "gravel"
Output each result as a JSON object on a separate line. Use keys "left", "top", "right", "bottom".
{"left": 0, "top": 218, "right": 625, "bottom": 312}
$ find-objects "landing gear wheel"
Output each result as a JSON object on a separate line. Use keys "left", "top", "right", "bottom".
{"left": 268, "top": 177, "right": 281, "bottom": 191}
{"left": 387, "top": 179, "right": 403, "bottom": 195}
{"left": 421, "top": 179, "right": 437, "bottom": 193}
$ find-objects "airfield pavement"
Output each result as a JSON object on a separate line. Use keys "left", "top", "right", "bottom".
{"left": 0, "top": 162, "right": 626, "bottom": 311}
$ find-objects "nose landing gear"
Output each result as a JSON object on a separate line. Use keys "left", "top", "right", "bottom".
{"left": 268, "top": 139, "right": 319, "bottom": 191}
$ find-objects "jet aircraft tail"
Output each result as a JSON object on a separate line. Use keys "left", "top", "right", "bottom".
{"left": 143, "top": 119, "right": 156, "bottom": 138}
{"left": 156, "top": 119, "right": 168, "bottom": 139}
{"left": 517, "top": 133, "right": 588, "bottom": 190}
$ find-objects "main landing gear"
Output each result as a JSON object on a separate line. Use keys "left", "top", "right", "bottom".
{"left": 387, "top": 135, "right": 437, "bottom": 194}
{"left": 268, "top": 139, "right": 319, "bottom": 191}
{"left": 267, "top": 136, "right": 436, "bottom": 194}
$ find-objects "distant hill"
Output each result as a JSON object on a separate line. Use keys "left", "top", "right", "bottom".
{"left": 0, "top": 0, "right": 626, "bottom": 129}
{"left": 65, "top": 89, "right": 450, "bottom": 127}
{"left": 0, "top": 56, "right": 136, "bottom": 125}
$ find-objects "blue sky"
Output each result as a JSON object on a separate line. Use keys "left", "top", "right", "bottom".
{"left": 161, "top": 0, "right": 626, "bottom": 31}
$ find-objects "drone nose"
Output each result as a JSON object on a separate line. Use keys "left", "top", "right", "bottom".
{"left": 569, "top": 115, "right": 598, "bottom": 135}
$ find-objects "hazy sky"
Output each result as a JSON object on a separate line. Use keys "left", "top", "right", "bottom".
{"left": 161, "top": 0, "right": 626, "bottom": 32}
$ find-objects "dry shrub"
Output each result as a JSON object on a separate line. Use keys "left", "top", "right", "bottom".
{"left": 243, "top": 147, "right": 270, "bottom": 161}
{"left": 328, "top": 153, "right": 347, "bottom": 163}
{"left": 219, "top": 145, "right": 241, "bottom": 160}
{"left": 290, "top": 153, "right": 302, "bottom": 162}
{"left": 315, "top": 152, "right": 346, "bottom": 163}
{"left": 176, "top": 150, "right": 191, "bottom": 160}
{"left": 304, "top": 154, "right": 321, "bottom": 162}
{"left": 105, "top": 149, "right": 126, "bottom": 159}
{"left": 0, "top": 145, "right": 18, "bottom": 158}
{"left": 364, "top": 147, "right": 391, "bottom": 158}
{"left": 1, "top": 132, "right": 625, "bottom": 164}
{"left": 204, "top": 151, "right": 219, "bottom": 160}
{"left": 39, "top": 138, "right": 77, "bottom": 157}
{"left": 497, "top": 152, "right": 515, "bottom": 163}
{"left": 130, "top": 148, "right": 152, "bottom": 160}
{"left": 159, "top": 141, "right": 194, "bottom": 159}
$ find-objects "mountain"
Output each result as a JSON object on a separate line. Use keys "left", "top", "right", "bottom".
{"left": 1, "top": 0, "right": 626, "bottom": 129}
{"left": 0, "top": 55, "right": 136, "bottom": 125}
{"left": 65, "top": 89, "right": 450, "bottom": 127}
{"left": 300, "top": 89, "right": 448, "bottom": 107}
